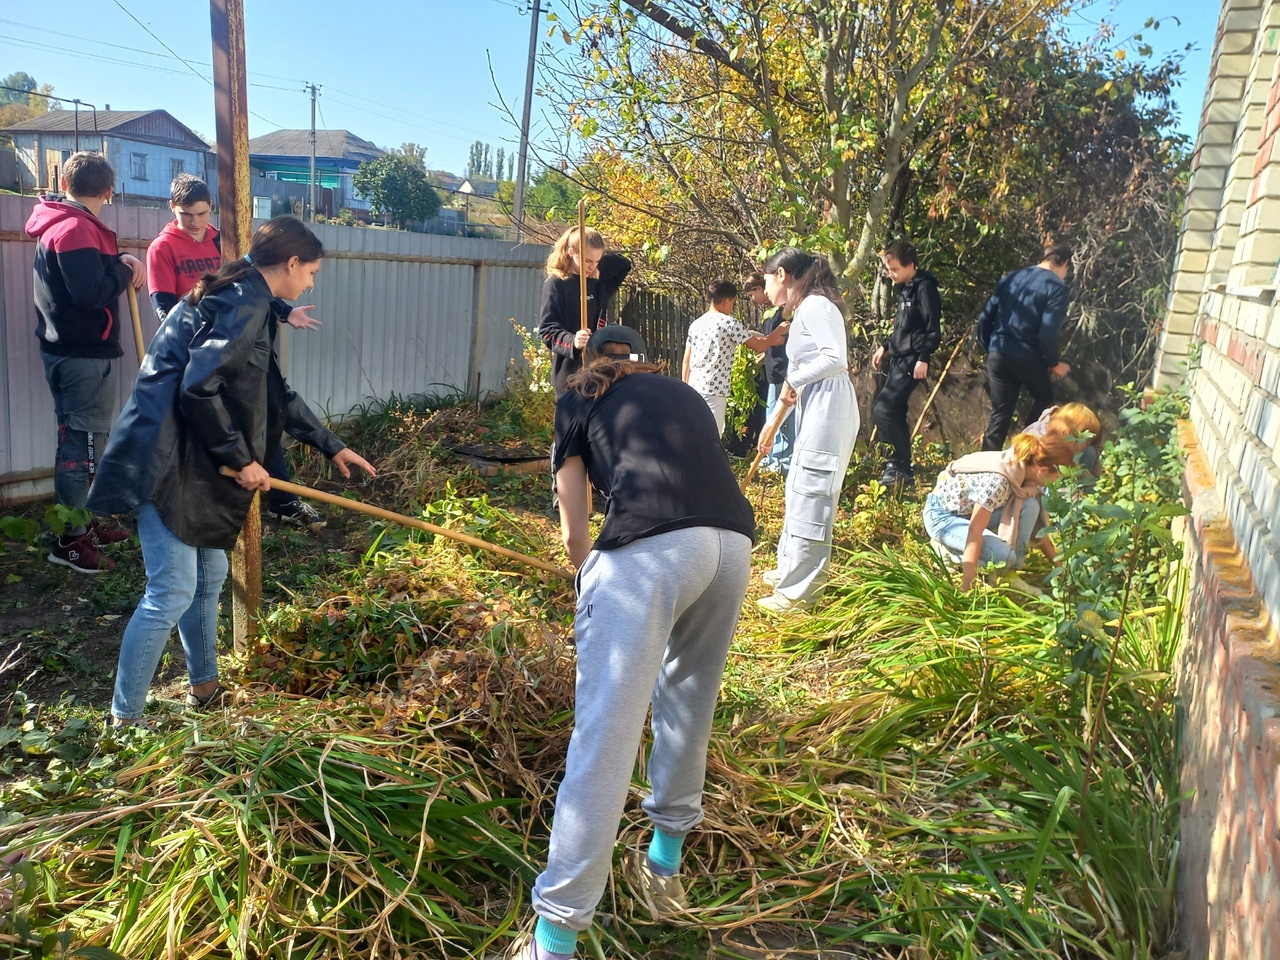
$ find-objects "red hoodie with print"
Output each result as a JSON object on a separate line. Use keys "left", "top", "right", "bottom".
{"left": 146, "top": 220, "right": 221, "bottom": 320}
{"left": 25, "top": 196, "right": 132, "bottom": 359}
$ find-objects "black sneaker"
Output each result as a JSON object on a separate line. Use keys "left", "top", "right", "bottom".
{"left": 271, "top": 500, "right": 325, "bottom": 529}
{"left": 879, "top": 463, "right": 914, "bottom": 487}
{"left": 48, "top": 532, "right": 116, "bottom": 574}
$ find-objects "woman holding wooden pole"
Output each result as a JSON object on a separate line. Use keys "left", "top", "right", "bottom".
{"left": 755, "top": 247, "right": 860, "bottom": 615}
{"left": 87, "top": 217, "right": 375, "bottom": 727}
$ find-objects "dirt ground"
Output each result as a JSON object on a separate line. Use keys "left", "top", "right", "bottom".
{"left": 0, "top": 496, "right": 368, "bottom": 720}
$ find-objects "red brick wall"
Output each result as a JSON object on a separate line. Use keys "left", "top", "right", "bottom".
{"left": 1177, "top": 419, "right": 1280, "bottom": 960}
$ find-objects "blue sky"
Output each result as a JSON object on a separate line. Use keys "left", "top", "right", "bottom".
{"left": 2, "top": 1, "right": 1216, "bottom": 176}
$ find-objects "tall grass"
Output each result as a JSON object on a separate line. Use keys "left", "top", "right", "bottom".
{"left": 0, "top": 387, "right": 1188, "bottom": 958}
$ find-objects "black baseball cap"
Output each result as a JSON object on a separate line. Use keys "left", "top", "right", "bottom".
{"left": 587, "top": 324, "right": 647, "bottom": 361}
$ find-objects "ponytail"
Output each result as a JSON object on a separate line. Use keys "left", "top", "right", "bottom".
{"left": 566, "top": 356, "right": 663, "bottom": 399}
{"left": 189, "top": 216, "right": 323, "bottom": 306}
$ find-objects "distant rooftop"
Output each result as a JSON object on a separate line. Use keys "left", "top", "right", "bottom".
{"left": 248, "top": 129, "right": 383, "bottom": 164}
{"left": 3, "top": 109, "right": 207, "bottom": 149}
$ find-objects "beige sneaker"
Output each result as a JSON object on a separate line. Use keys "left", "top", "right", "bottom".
{"left": 761, "top": 568, "right": 782, "bottom": 587}
{"left": 627, "top": 851, "right": 690, "bottom": 918}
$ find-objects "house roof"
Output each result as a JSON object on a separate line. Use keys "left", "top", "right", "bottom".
{"left": 2, "top": 109, "right": 208, "bottom": 149}
{"left": 459, "top": 178, "right": 500, "bottom": 198}
{"left": 248, "top": 129, "right": 383, "bottom": 164}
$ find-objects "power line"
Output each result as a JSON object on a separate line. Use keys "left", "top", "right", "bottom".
{"left": 0, "top": 17, "right": 308, "bottom": 86}
{"left": 110, "top": 0, "right": 209, "bottom": 86}
{"left": 106, "top": 1, "right": 284, "bottom": 129}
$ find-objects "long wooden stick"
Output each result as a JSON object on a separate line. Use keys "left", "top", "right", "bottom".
{"left": 576, "top": 198, "right": 593, "bottom": 514}
{"left": 910, "top": 332, "right": 968, "bottom": 441}
{"left": 127, "top": 285, "right": 145, "bottom": 366}
{"left": 577, "top": 199, "right": 589, "bottom": 332}
{"left": 741, "top": 402, "right": 794, "bottom": 490}
{"left": 218, "top": 467, "right": 572, "bottom": 579}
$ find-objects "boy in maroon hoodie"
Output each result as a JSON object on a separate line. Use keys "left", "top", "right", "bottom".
{"left": 27, "top": 151, "right": 144, "bottom": 574}
{"left": 148, "top": 173, "right": 326, "bottom": 529}
{"left": 145, "top": 173, "right": 221, "bottom": 322}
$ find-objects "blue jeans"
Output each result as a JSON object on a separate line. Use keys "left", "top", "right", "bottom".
{"left": 112, "top": 502, "right": 227, "bottom": 720}
{"left": 922, "top": 493, "right": 1016, "bottom": 567}
{"left": 761, "top": 382, "right": 795, "bottom": 473}
{"left": 40, "top": 350, "right": 118, "bottom": 515}
{"left": 987, "top": 498, "right": 1043, "bottom": 567}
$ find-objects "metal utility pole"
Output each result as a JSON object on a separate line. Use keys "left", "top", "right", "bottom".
{"left": 512, "top": 0, "right": 541, "bottom": 240}
{"left": 211, "top": 0, "right": 260, "bottom": 651}
{"left": 307, "top": 82, "right": 318, "bottom": 221}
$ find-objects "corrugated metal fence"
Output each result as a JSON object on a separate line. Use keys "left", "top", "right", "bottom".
{"left": 0, "top": 194, "right": 548, "bottom": 501}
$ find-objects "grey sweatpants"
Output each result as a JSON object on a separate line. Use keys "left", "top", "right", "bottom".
{"left": 531, "top": 525, "right": 752, "bottom": 932}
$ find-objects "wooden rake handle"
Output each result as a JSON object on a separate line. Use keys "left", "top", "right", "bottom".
{"left": 127, "top": 285, "right": 146, "bottom": 366}
{"left": 742, "top": 401, "right": 794, "bottom": 490}
{"left": 218, "top": 467, "right": 572, "bottom": 580}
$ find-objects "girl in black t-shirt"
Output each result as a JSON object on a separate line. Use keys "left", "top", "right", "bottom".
{"left": 511, "top": 328, "right": 753, "bottom": 960}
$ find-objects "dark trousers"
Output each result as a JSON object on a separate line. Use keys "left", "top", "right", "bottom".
{"left": 872, "top": 356, "right": 921, "bottom": 470}
{"left": 265, "top": 444, "right": 299, "bottom": 511}
{"left": 982, "top": 352, "right": 1054, "bottom": 451}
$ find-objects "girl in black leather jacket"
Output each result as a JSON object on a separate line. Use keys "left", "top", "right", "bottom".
{"left": 88, "top": 217, "right": 375, "bottom": 726}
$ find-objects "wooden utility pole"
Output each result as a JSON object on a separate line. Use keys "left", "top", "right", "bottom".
{"left": 210, "top": 0, "right": 260, "bottom": 652}
{"left": 512, "top": 1, "right": 541, "bottom": 239}
{"left": 307, "top": 82, "right": 318, "bottom": 221}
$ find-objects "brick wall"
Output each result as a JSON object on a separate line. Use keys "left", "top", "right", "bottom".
{"left": 1153, "top": 0, "right": 1280, "bottom": 955}
{"left": 1176, "top": 422, "right": 1280, "bottom": 960}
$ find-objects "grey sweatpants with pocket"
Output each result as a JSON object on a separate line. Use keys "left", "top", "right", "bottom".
{"left": 531, "top": 525, "right": 752, "bottom": 932}
{"left": 774, "top": 375, "right": 859, "bottom": 602}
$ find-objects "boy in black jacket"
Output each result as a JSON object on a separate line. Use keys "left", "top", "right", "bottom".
{"left": 871, "top": 241, "right": 941, "bottom": 485}
{"left": 26, "top": 151, "right": 145, "bottom": 573}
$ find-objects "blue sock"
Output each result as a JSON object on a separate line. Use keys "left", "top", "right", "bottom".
{"left": 533, "top": 916, "right": 577, "bottom": 959}
{"left": 647, "top": 828, "right": 684, "bottom": 877}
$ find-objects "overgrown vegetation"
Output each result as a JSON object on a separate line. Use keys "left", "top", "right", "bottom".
{"left": 0, "top": 365, "right": 1188, "bottom": 958}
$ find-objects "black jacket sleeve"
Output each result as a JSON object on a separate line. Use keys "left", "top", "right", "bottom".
{"left": 977, "top": 289, "right": 1000, "bottom": 352}
{"left": 918, "top": 277, "right": 942, "bottom": 363}
{"left": 277, "top": 367, "right": 346, "bottom": 457}
{"left": 594, "top": 254, "right": 632, "bottom": 325}
{"left": 58, "top": 248, "right": 132, "bottom": 311}
{"left": 539, "top": 277, "right": 579, "bottom": 360}
{"left": 151, "top": 291, "right": 179, "bottom": 322}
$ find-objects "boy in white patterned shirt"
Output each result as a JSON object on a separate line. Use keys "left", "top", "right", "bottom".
{"left": 682, "top": 279, "right": 788, "bottom": 435}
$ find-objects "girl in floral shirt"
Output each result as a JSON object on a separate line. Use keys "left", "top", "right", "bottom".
{"left": 923, "top": 431, "right": 1076, "bottom": 589}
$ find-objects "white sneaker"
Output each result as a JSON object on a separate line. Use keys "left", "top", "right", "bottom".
{"left": 627, "top": 851, "right": 689, "bottom": 918}
{"left": 761, "top": 568, "right": 782, "bottom": 587}
{"left": 756, "top": 592, "right": 809, "bottom": 615}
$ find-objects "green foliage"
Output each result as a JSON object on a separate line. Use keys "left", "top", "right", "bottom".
{"left": 723, "top": 348, "right": 760, "bottom": 440}
{"left": 1, "top": 514, "right": 40, "bottom": 546}
{"left": 353, "top": 154, "right": 442, "bottom": 228}
{"left": 1045, "top": 384, "right": 1189, "bottom": 680}
{"left": 42, "top": 504, "right": 90, "bottom": 538}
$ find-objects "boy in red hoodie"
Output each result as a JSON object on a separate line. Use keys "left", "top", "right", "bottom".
{"left": 145, "top": 173, "right": 221, "bottom": 321}
{"left": 27, "top": 151, "right": 144, "bottom": 574}
{"left": 148, "top": 173, "right": 326, "bottom": 529}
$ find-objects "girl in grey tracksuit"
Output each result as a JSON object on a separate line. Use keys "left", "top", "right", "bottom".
{"left": 517, "top": 326, "right": 754, "bottom": 960}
